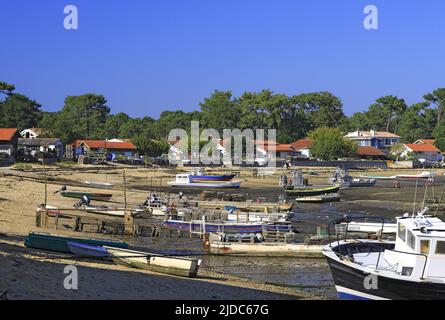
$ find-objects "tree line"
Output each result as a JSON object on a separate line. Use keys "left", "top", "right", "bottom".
{"left": 1, "top": 80, "right": 445, "bottom": 155}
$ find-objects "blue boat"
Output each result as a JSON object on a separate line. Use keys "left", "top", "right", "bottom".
{"left": 24, "top": 233, "right": 129, "bottom": 254}
{"left": 67, "top": 242, "right": 110, "bottom": 258}
{"left": 188, "top": 168, "right": 236, "bottom": 182}
{"left": 163, "top": 220, "right": 292, "bottom": 234}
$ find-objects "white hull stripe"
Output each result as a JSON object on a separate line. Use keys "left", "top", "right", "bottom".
{"left": 336, "top": 286, "right": 388, "bottom": 300}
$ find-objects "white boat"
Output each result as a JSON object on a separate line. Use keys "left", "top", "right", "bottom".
{"left": 336, "top": 221, "right": 397, "bottom": 234}
{"left": 84, "top": 205, "right": 125, "bottom": 217}
{"left": 323, "top": 207, "right": 445, "bottom": 299}
{"left": 85, "top": 181, "right": 114, "bottom": 189}
{"left": 134, "top": 194, "right": 167, "bottom": 216}
{"left": 104, "top": 246, "right": 201, "bottom": 278}
{"left": 396, "top": 171, "right": 436, "bottom": 179}
{"left": 226, "top": 212, "right": 290, "bottom": 223}
{"left": 207, "top": 233, "right": 323, "bottom": 257}
{"left": 168, "top": 174, "right": 241, "bottom": 188}
{"left": 359, "top": 174, "right": 397, "bottom": 180}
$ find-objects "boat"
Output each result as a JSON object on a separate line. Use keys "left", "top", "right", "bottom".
{"left": 359, "top": 174, "right": 397, "bottom": 180}
{"left": 295, "top": 193, "right": 340, "bottom": 203}
{"left": 134, "top": 193, "right": 167, "bottom": 216}
{"left": 67, "top": 241, "right": 110, "bottom": 258}
{"left": 197, "top": 200, "right": 294, "bottom": 212}
{"left": 284, "top": 184, "right": 340, "bottom": 197}
{"left": 335, "top": 221, "right": 396, "bottom": 235}
{"left": 24, "top": 232, "right": 128, "bottom": 254}
{"left": 323, "top": 208, "right": 445, "bottom": 299}
{"left": 168, "top": 174, "right": 241, "bottom": 189}
{"left": 85, "top": 181, "right": 114, "bottom": 189}
{"left": 105, "top": 246, "right": 201, "bottom": 278}
{"left": 348, "top": 178, "right": 376, "bottom": 187}
{"left": 163, "top": 219, "right": 292, "bottom": 234}
{"left": 396, "top": 171, "right": 436, "bottom": 179}
{"left": 55, "top": 186, "right": 112, "bottom": 201}
{"left": 72, "top": 197, "right": 125, "bottom": 217}
{"left": 189, "top": 168, "right": 236, "bottom": 182}
{"left": 207, "top": 233, "right": 323, "bottom": 257}
{"left": 226, "top": 211, "right": 292, "bottom": 223}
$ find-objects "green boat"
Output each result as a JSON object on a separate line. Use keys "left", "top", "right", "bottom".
{"left": 59, "top": 191, "right": 113, "bottom": 201}
{"left": 284, "top": 184, "right": 340, "bottom": 197}
{"left": 24, "top": 232, "right": 128, "bottom": 254}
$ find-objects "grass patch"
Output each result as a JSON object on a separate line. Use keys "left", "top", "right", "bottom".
{"left": 14, "top": 163, "right": 33, "bottom": 170}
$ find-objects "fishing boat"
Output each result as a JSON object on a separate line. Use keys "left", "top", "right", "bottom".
{"left": 67, "top": 241, "right": 110, "bottom": 258}
{"left": 163, "top": 218, "right": 292, "bottom": 234}
{"left": 396, "top": 171, "right": 436, "bottom": 179}
{"left": 323, "top": 208, "right": 445, "bottom": 299}
{"left": 168, "top": 174, "right": 241, "bottom": 189}
{"left": 105, "top": 246, "right": 201, "bottom": 278}
{"left": 24, "top": 232, "right": 128, "bottom": 254}
{"left": 189, "top": 167, "right": 236, "bottom": 182}
{"left": 207, "top": 232, "right": 323, "bottom": 257}
{"left": 295, "top": 193, "right": 340, "bottom": 203}
{"left": 55, "top": 186, "right": 112, "bottom": 201}
{"left": 85, "top": 181, "right": 114, "bottom": 189}
{"left": 284, "top": 184, "right": 340, "bottom": 197}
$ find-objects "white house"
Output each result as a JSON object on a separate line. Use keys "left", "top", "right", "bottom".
{"left": 18, "top": 138, "right": 64, "bottom": 158}
{"left": 291, "top": 138, "right": 313, "bottom": 158}
{"left": 398, "top": 143, "right": 443, "bottom": 162}
{"left": 344, "top": 129, "right": 400, "bottom": 154}
{"left": 20, "top": 128, "right": 44, "bottom": 139}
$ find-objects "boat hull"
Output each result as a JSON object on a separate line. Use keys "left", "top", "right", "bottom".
{"left": 105, "top": 247, "right": 200, "bottom": 278}
{"left": 296, "top": 194, "right": 340, "bottom": 203}
{"left": 67, "top": 242, "right": 110, "bottom": 258}
{"left": 285, "top": 185, "right": 340, "bottom": 196}
{"left": 168, "top": 181, "right": 241, "bottom": 188}
{"left": 210, "top": 242, "right": 323, "bottom": 257}
{"left": 189, "top": 174, "right": 236, "bottom": 182}
{"left": 60, "top": 191, "right": 113, "bottom": 201}
{"left": 324, "top": 241, "right": 445, "bottom": 300}
{"left": 24, "top": 233, "right": 128, "bottom": 254}
{"left": 326, "top": 255, "right": 445, "bottom": 300}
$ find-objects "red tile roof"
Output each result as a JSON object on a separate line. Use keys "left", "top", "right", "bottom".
{"left": 0, "top": 128, "right": 18, "bottom": 141}
{"left": 357, "top": 146, "right": 386, "bottom": 156}
{"left": 76, "top": 140, "right": 137, "bottom": 150}
{"left": 264, "top": 144, "right": 297, "bottom": 152}
{"left": 291, "top": 138, "right": 314, "bottom": 149}
{"left": 405, "top": 144, "right": 441, "bottom": 153}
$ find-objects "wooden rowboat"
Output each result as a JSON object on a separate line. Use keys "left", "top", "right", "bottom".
{"left": 104, "top": 246, "right": 201, "bottom": 278}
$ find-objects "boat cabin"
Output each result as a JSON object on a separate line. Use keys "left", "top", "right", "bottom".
{"left": 174, "top": 174, "right": 192, "bottom": 183}
{"left": 387, "top": 211, "right": 445, "bottom": 278}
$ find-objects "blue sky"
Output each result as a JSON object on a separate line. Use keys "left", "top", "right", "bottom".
{"left": 0, "top": 0, "right": 444, "bottom": 118}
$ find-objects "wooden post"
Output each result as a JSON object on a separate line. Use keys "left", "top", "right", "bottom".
{"left": 43, "top": 161, "right": 48, "bottom": 207}
{"left": 123, "top": 170, "right": 134, "bottom": 235}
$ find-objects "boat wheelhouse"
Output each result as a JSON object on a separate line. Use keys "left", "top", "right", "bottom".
{"left": 323, "top": 208, "right": 445, "bottom": 300}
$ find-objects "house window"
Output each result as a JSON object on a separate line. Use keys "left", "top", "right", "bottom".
{"left": 420, "top": 240, "right": 430, "bottom": 255}
{"left": 407, "top": 230, "right": 415, "bottom": 249}
{"left": 398, "top": 223, "right": 406, "bottom": 242}
{"left": 435, "top": 241, "right": 445, "bottom": 254}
